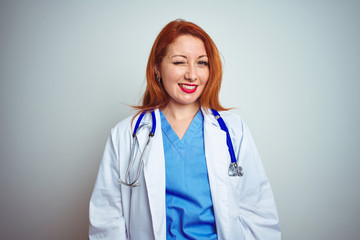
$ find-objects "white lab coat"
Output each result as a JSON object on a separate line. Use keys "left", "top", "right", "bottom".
{"left": 89, "top": 108, "right": 281, "bottom": 240}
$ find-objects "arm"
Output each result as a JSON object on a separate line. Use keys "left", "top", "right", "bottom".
{"left": 89, "top": 130, "right": 128, "bottom": 239}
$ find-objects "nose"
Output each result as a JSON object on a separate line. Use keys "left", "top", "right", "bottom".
{"left": 184, "top": 64, "right": 197, "bottom": 81}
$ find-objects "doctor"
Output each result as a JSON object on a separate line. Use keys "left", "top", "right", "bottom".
{"left": 89, "top": 19, "right": 280, "bottom": 239}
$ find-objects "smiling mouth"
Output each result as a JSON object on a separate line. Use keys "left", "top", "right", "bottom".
{"left": 179, "top": 84, "right": 197, "bottom": 89}
{"left": 178, "top": 83, "right": 198, "bottom": 93}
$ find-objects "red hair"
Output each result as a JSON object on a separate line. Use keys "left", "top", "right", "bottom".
{"left": 133, "top": 19, "right": 228, "bottom": 113}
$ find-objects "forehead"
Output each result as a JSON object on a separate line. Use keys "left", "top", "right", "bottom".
{"left": 167, "top": 35, "right": 207, "bottom": 56}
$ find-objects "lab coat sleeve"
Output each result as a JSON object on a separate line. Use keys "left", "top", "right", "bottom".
{"left": 234, "top": 119, "right": 281, "bottom": 239}
{"left": 89, "top": 129, "right": 128, "bottom": 239}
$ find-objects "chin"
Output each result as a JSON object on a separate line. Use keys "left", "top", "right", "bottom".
{"left": 178, "top": 98, "right": 200, "bottom": 106}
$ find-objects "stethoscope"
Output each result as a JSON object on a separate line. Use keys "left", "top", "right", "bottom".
{"left": 118, "top": 109, "right": 243, "bottom": 187}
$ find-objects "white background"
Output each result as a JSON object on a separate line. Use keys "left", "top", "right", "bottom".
{"left": 1, "top": 0, "right": 359, "bottom": 239}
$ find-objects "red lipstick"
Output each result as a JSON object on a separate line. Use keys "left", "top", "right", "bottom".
{"left": 179, "top": 84, "right": 198, "bottom": 93}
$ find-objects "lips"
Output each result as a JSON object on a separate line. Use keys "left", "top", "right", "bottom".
{"left": 178, "top": 83, "right": 198, "bottom": 93}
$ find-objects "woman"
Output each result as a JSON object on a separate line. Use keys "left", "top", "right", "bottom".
{"left": 89, "top": 19, "right": 280, "bottom": 239}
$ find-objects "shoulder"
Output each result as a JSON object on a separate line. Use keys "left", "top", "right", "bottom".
{"left": 202, "top": 109, "right": 245, "bottom": 131}
{"left": 217, "top": 111, "right": 245, "bottom": 130}
{"left": 217, "top": 110, "right": 243, "bottom": 124}
{"left": 215, "top": 110, "right": 248, "bottom": 141}
{"left": 109, "top": 114, "right": 136, "bottom": 141}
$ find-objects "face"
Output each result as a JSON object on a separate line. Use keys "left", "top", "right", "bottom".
{"left": 158, "top": 35, "right": 209, "bottom": 108}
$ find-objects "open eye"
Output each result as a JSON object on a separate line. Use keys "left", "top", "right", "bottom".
{"left": 197, "top": 60, "right": 209, "bottom": 66}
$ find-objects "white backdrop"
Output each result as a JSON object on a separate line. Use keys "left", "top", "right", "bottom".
{"left": 1, "top": 0, "right": 359, "bottom": 239}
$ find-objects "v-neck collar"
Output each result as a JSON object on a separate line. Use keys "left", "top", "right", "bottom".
{"left": 160, "top": 110, "right": 203, "bottom": 145}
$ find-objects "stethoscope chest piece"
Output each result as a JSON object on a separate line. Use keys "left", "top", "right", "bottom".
{"left": 228, "top": 162, "right": 244, "bottom": 177}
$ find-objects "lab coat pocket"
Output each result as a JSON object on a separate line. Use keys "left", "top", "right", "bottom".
{"left": 226, "top": 186, "right": 246, "bottom": 240}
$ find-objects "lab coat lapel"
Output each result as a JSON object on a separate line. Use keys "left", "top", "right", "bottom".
{"left": 202, "top": 109, "right": 231, "bottom": 240}
{"left": 138, "top": 109, "right": 166, "bottom": 239}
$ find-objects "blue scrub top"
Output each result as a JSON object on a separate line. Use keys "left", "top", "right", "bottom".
{"left": 160, "top": 110, "right": 217, "bottom": 240}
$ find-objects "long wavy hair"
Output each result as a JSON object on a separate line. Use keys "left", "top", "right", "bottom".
{"left": 133, "top": 19, "right": 228, "bottom": 114}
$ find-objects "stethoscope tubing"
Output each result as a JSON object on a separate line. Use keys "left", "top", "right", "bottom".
{"left": 119, "top": 109, "right": 243, "bottom": 187}
{"left": 119, "top": 111, "right": 156, "bottom": 187}
{"left": 211, "top": 109, "right": 237, "bottom": 164}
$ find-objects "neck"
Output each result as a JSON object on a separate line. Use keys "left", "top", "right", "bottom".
{"left": 161, "top": 101, "right": 200, "bottom": 121}
{"left": 160, "top": 101, "right": 201, "bottom": 140}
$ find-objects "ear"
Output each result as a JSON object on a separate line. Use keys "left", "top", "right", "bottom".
{"left": 154, "top": 66, "right": 161, "bottom": 78}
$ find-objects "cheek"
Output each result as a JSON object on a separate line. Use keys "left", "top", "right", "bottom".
{"left": 162, "top": 68, "right": 184, "bottom": 81}
{"left": 200, "top": 69, "right": 210, "bottom": 84}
